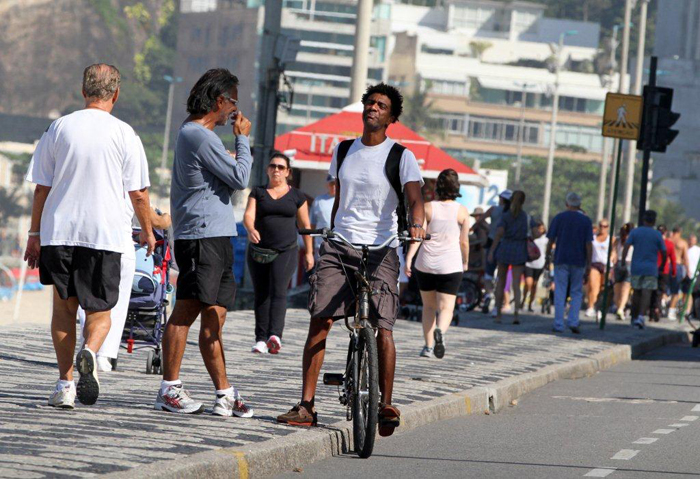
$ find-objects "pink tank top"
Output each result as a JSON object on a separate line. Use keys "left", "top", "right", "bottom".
{"left": 415, "top": 201, "right": 464, "bottom": 275}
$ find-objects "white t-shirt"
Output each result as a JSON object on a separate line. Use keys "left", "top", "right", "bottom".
{"left": 688, "top": 245, "right": 700, "bottom": 279}
{"left": 26, "top": 109, "right": 150, "bottom": 254}
{"left": 525, "top": 235, "right": 549, "bottom": 269}
{"left": 329, "top": 137, "right": 424, "bottom": 245}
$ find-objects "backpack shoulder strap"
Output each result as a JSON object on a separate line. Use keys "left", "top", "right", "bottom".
{"left": 335, "top": 139, "right": 354, "bottom": 181}
{"left": 385, "top": 143, "right": 408, "bottom": 232}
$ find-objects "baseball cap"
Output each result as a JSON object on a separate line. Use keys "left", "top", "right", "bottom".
{"left": 499, "top": 189, "right": 513, "bottom": 201}
{"left": 326, "top": 174, "right": 336, "bottom": 182}
{"left": 565, "top": 192, "right": 582, "bottom": 207}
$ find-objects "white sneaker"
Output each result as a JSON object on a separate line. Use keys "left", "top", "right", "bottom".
{"left": 252, "top": 341, "right": 268, "bottom": 354}
{"left": 266, "top": 335, "right": 282, "bottom": 355}
{"left": 419, "top": 346, "right": 434, "bottom": 358}
{"left": 585, "top": 308, "right": 596, "bottom": 318}
{"left": 154, "top": 384, "right": 204, "bottom": 414}
{"left": 668, "top": 308, "right": 678, "bottom": 321}
{"left": 96, "top": 356, "right": 112, "bottom": 372}
{"left": 76, "top": 347, "right": 100, "bottom": 405}
{"left": 48, "top": 384, "right": 76, "bottom": 409}
{"left": 490, "top": 308, "right": 497, "bottom": 318}
{"left": 212, "top": 391, "right": 254, "bottom": 418}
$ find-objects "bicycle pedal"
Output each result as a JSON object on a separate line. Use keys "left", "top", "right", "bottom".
{"left": 323, "top": 373, "right": 344, "bottom": 386}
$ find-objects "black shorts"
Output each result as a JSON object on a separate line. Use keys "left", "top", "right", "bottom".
{"left": 415, "top": 269, "right": 463, "bottom": 295}
{"left": 175, "top": 237, "right": 236, "bottom": 310}
{"left": 524, "top": 267, "right": 544, "bottom": 282}
{"left": 39, "top": 246, "right": 121, "bottom": 311}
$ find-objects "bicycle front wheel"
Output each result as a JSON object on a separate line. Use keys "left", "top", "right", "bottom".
{"left": 352, "top": 327, "right": 379, "bottom": 458}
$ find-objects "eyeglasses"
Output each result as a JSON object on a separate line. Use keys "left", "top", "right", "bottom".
{"left": 364, "top": 99, "right": 390, "bottom": 112}
{"left": 268, "top": 164, "right": 287, "bottom": 171}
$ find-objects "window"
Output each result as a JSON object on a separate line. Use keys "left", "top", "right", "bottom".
{"left": 427, "top": 80, "right": 468, "bottom": 97}
{"left": 452, "top": 5, "right": 495, "bottom": 30}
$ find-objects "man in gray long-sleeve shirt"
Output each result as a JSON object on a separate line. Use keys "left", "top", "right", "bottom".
{"left": 156, "top": 68, "right": 255, "bottom": 417}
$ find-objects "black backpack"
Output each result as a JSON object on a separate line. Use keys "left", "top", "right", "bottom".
{"left": 335, "top": 139, "right": 409, "bottom": 233}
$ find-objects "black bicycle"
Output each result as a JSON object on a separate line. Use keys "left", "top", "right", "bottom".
{"left": 300, "top": 228, "right": 425, "bottom": 458}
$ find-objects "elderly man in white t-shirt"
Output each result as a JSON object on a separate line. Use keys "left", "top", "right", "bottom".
{"left": 24, "top": 64, "right": 155, "bottom": 409}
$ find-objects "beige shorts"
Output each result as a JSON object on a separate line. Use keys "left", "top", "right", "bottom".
{"left": 308, "top": 240, "right": 399, "bottom": 331}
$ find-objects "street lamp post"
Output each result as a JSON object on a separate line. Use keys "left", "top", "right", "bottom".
{"left": 542, "top": 30, "right": 577, "bottom": 225}
{"left": 160, "top": 74, "right": 183, "bottom": 195}
{"left": 514, "top": 82, "right": 534, "bottom": 187}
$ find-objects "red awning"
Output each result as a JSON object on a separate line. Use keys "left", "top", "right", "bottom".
{"left": 274, "top": 104, "right": 487, "bottom": 186}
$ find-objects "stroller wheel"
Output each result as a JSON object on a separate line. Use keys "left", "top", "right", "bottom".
{"left": 146, "top": 350, "right": 155, "bottom": 374}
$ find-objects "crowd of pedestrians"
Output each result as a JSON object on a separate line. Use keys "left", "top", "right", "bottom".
{"left": 22, "top": 62, "right": 700, "bottom": 429}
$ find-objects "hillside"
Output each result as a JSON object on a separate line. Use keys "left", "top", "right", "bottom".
{"left": 0, "top": 0, "right": 173, "bottom": 121}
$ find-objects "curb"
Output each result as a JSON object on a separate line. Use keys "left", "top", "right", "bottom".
{"left": 108, "top": 329, "right": 689, "bottom": 479}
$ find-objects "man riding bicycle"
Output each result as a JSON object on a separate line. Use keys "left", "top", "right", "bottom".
{"left": 277, "top": 83, "right": 426, "bottom": 437}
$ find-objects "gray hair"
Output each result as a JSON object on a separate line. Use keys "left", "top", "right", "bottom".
{"left": 82, "top": 64, "right": 121, "bottom": 100}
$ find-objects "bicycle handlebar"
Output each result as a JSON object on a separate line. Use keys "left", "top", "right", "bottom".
{"left": 299, "top": 228, "right": 430, "bottom": 251}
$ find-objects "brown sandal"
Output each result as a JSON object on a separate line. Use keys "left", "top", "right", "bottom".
{"left": 378, "top": 403, "right": 401, "bottom": 437}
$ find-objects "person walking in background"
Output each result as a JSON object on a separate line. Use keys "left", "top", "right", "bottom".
{"left": 309, "top": 174, "right": 336, "bottom": 257}
{"left": 157, "top": 68, "right": 254, "bottom": 418}
{"left": 613, "top": 223, "right": 634, "bottom": 320}
{"left": 668, "top": 226, "right": 689, "bottom": 320}
{"left": 650, "top": 225, "right": 676, "bottom": 322}
{"left": 488, "top": 190, "right": 533, "bottom": 324}
{"left": 686, "top": 233, "right": 700, "bottom": 316}
{"left": 621, "top": 210, "right": 667, "bottom": 329}
{"left": 545, "top": 192, "right": 593, "bottom": 334}
{"left": 404, "top": 169, "right": 470, "bottom": 359}
{"left": 24, "top": 63, "right": 154, "bottom": 409}
{"left": 585, "top": 219, "right": 611, "bottom": 318}
{"left": 244, "top": 152, "right": 314, "bottom": 355}
{"left": 476, "top": 190, "right": 512, "bottom": 313}
{"left": 521, "top": 220, "right": 548, "bottom": 313}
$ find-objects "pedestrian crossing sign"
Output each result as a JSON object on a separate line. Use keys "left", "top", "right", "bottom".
{"left": 602, "top": 93, "right": 643, "bottom": 140}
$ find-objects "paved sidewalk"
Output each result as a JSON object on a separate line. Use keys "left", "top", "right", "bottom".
{"left": 0, "top": 309, "right": 687, "bottom": 477}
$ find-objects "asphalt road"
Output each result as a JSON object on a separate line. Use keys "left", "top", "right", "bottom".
{"left": 277, "top": 343, "right": 700, "bottom": 479}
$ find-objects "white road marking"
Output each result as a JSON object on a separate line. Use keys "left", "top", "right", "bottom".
{"left": 669, "top": 423, "right": 689, "bottom": 427}
{"left": 585, "top": 468, "right": 616, "bottom": 477}
{"left": 553, "top": 396, "right": 677, "bottom": 405}
{"left": 633, "top": 437, "right": 658, "bottom": 444}
{"left": 681, "top": 416, "right": 698, "bottom": 422}
{"left": 611, "top": 449, "right": 639, "bottom": 460}
{"left": 653, "top": 429, "right": 675, "bottom": 434}
{"left": 692, "top": 404, "right": 700, "bottom": 412}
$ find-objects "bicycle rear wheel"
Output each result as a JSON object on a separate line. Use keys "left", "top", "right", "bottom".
{"left": 352, "top": 327, "right": 379, "bottom": 458}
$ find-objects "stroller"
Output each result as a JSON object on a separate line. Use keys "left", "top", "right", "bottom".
{"left": 122, "top": 228, "right": 173, "bottom": 374}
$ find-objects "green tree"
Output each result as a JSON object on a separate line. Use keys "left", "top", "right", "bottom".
{"left": 402, "top": 80, "right": 440, "bottom": 139}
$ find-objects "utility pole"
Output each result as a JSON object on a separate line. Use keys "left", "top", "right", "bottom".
{"left": 514, "top": 82, "right": 533, "bottom": 187}
{"left": 349, "top": 0, "right": 373, "bottom": 103}
{"left": 618, "top": 0, "right": 634, "bottom": 221}
{"left": 160, "top": 75, "right": 182, "bottom": 199}
{"left": 543, "top": 31, "right": 576, "bottom": 224}
{"left": 623, "top": 0, "right": 649, "bottom": 223}
{"left": 252, "top": 1, "right": 284, "bottom": 187}
{"left": 598, "top": 25, "right": 620, "bottom": 221}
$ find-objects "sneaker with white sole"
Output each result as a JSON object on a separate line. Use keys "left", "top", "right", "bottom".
{"left": 154, "top": 384, "right": 205, "bottom": 414}
{"left": 212, "top": 391, "right": 254, "bottom": 418}
{"left": 96, "top": 355, "right": 112, "bottom": 372}
{"left": 76, "top": 347, "right": 100, "bottom": 405}
{"left": 668, "top": 308, "right": 678, "bottom": 321}
{"left": 266, "top": 335, "right": 281, "bottom": 354}
{"left": 419, "top": 346, "right": 434, "bottom": 358}
{"left": 252, "top": 341, "right": 268, "bottom": 354}
{"left": 48, "top": 384, "right": 76, "bottom": 409}
{"left": 585, "top": 308, "right": 596, "bottom": 318}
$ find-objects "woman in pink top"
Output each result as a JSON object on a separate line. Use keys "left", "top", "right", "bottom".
{"left": 405, "top": 169, "right": 470, "bottom": 359}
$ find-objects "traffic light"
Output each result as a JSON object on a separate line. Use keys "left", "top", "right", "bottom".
{"left": 637, "top": 86, "right": 681, "bottom": 153}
